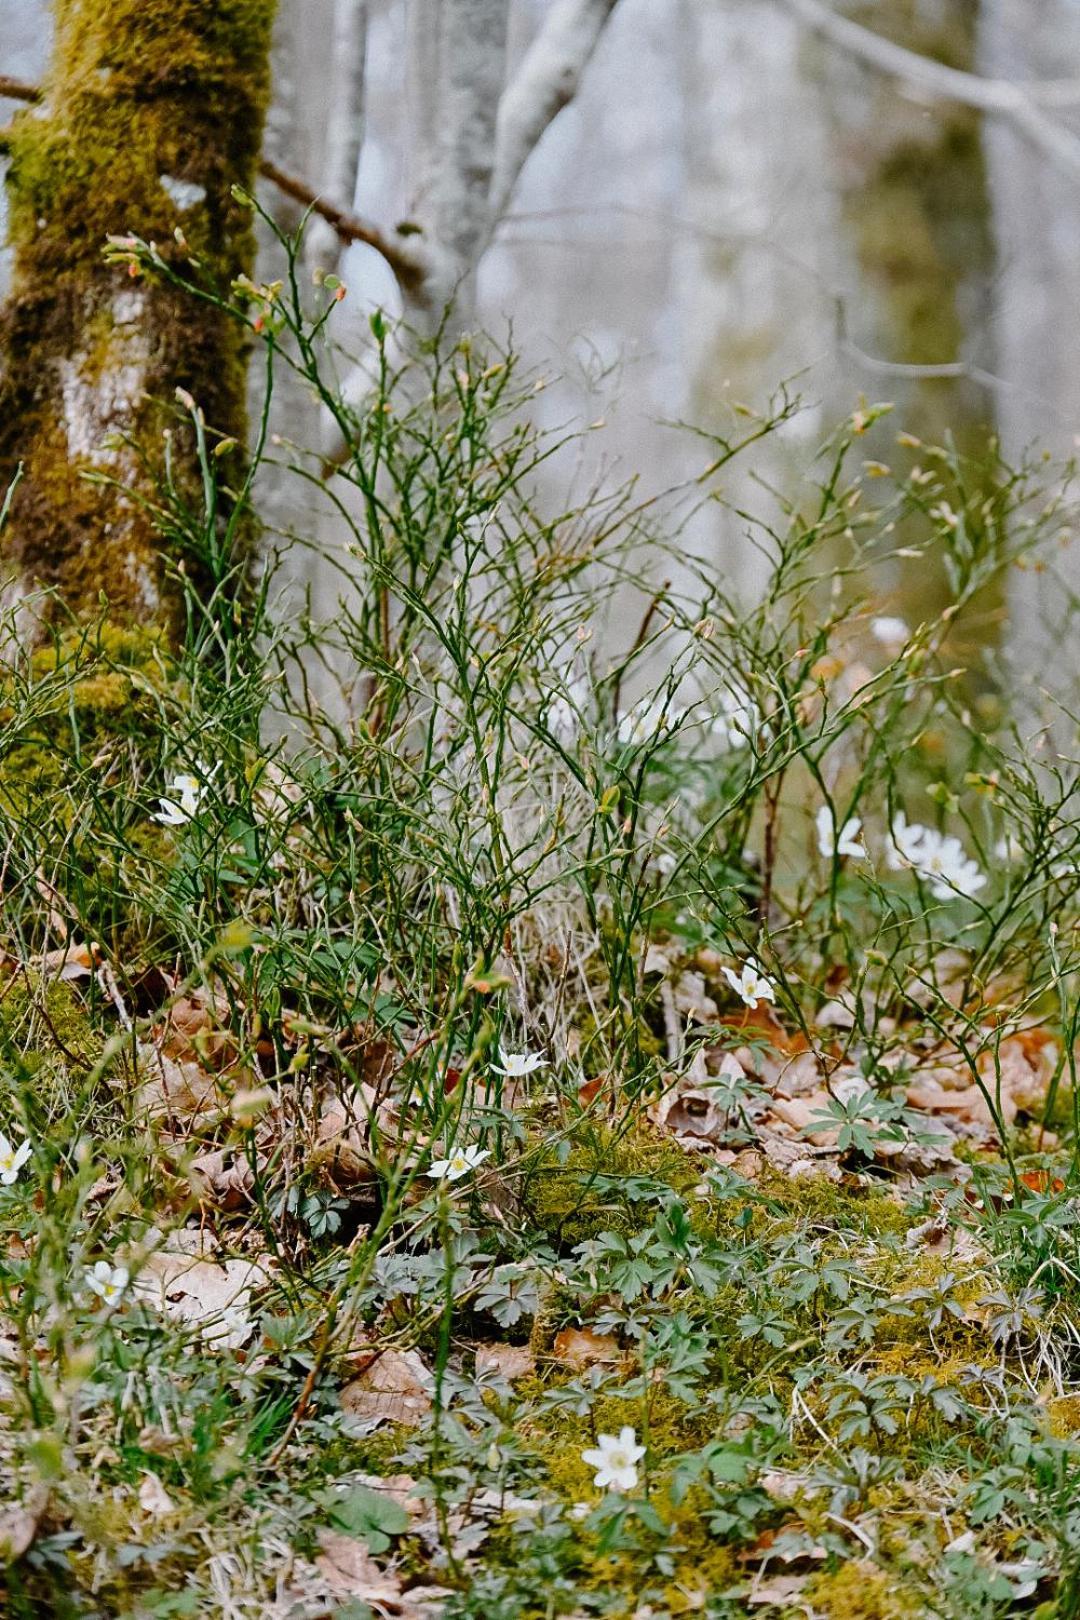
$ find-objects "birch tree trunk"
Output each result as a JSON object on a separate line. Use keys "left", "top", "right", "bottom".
{"left": 0, "top": 0, "right": 275, "bottom": 627}
{"left": 400, "top": 0, "right": 619, "bottom": 334}
{"left": 404, "top": 0, "right": 510, "bottom": 329}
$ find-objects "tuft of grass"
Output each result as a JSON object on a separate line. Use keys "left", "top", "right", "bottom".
{"left": 3, "top": 215, "right": 1080, "bottom": 1615}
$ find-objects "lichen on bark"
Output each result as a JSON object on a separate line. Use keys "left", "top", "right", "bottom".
{"left": 0, "top": 0, "right": 276, "bottom": 627}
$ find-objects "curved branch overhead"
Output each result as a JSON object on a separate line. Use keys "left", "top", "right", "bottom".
{"left": 781, "top": 0, "right": 1080, "bottom": 175}
{"left": 491, "top": 0, "right": 621, "bottom": 222}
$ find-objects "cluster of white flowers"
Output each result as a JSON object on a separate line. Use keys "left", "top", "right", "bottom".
{"left": 427, "top": 1048, "right": 546, "bottom": 1183}
{"left": 153, "top": 763, "right": 214, "bottom": 827}
{"left": 581, "top": 1426, "right": 646, "bottom": 1493}
{"left": 887, "top": 812, "right": 986, "bottom": 900}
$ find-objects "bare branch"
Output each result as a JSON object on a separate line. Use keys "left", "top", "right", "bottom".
{"left": 781, "top": 0, "right": 1080, "bottom": 175}
{"left": 491, "top": 0, "right": 619, "bottom": 221}
{"left": 257, "top": 158, "right": 424, "bottom": 290}
{"left": 0, "top": 74, "right": 39, "bottom": 103}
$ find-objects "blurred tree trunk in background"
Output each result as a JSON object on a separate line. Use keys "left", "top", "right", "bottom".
{"left": 677, "top": 0, "right": 855, "bottom": 603}
{"left": 819, "top": 0, "right": 997, "bottom": 631}
{"left": 980, "top": 0, "right": 1080, "bottom": 676}
{"left": 0, "top": 0, "right": 275, "bottom": 628}
{"left": 256, "top": 0, "right": 366, "bottom": 636}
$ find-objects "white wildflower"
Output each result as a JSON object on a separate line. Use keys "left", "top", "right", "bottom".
{"left": 491, "top": 1047, "right": 547, "bottom": 1079}
{"left": 887, "top": 811, "right": 930, "bottom": 871}
{"left": 815, "top": 806, "right": 866, "bottom": 860}
{"left": 581, "top": 1427, "right": 646, "bottom": 1493}
{"left": 0, "top": 1131, "right": 31, "bottom": 1186}
{"left": 153, "top": 770, "right": 205, "bottom": 826}
{"left": 888, "top": 814, "right": 986, "bottom": 899}
{"left": 86, "top": 1260, "right": 129, "bottom": 1307}
{"left": 721, "top": 960, "right": 776, "bottom": 1009}
{"left": 915, "top": 831, "right": 987, "bottom": 901}
{"left": 427, "top": 1145, "right": 491, "bottom": 1182}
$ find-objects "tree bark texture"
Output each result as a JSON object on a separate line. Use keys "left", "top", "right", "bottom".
{"left": 0, "top": 0, "right": 275, "bottom": 624}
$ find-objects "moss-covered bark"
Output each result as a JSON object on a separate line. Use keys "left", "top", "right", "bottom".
{"left": 0, "top": 0, "right": 275, "bottom": 626}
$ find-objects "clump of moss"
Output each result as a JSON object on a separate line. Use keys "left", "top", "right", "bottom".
{"left": 805, "top": 1558, "right": 920, "bottom": 1618}
{"left": 520, "top": 1119, "right": 701, "bottom": 1247}
{"left": 0, "top": 976, "right": 102, "bottom": 1113}
{"left": 744, "top": 1168, "right": 914, "bottom": 1241}
{"left": 0, "top": 620, "right": 175, "bottom": 815}
{"left": 0, "top": 0, "right": 275, "bottom": 623}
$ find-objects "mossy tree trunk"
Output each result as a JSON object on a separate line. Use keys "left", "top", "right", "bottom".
{"left": 0, "top": 0, "right": 275, "bottom": 627}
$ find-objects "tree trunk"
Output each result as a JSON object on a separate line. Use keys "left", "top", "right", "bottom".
{"left": 0, "top": 0, "right": 275, "bottom": 626}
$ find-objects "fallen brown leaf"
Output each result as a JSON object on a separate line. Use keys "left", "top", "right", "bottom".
{"left": 138, "top": 1237, "right": 268, "bottom": 1342}
{"left": 314, "top": 1529, "right": 408, "bottom": 1609}
{"left": 747, "top": 1573, "right": 809, "bottom": 1607}
{"left": 552, "top": 1326, "right": 621, "bottom": 1369}
{"left": 341, "top": 1348, "right": 433, "bottom": 1427}
{"left": 187, "top": 1148, "right": 255, "bottom": 1211}
{"left": 138, "top": 1471, "right": 175, "bottom": 1517}
{"left": 0, "top": 1486, "right": 47, "bottom": 1561}
{"left": 26, "top": 940, "right": 100, "bottom": 981}
{"left": 474, "top": 1342, "right": 535, "bottom": 1381}
{"left": 135, "top": 1043, "right": 231, "bottom": 1122}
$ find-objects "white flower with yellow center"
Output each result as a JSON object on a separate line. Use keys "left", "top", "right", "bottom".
{"left": 581, "top": 1427, "right": 646, "bottom": 1493}
{"left": 0, "top": 1131, "right": 31, "bottom": 1186}
{"left": 816, "top": 806, "right": 866, "bottom": 860}
{"left": 87, "top": 1260, "right": 129, "bottom": 1308}
{"left": 887, "top": 811, "right": 930, "bottom": 871}
{"left": 427, "top": 1144, "right": 491, "bottom": 1182}
{"left": 722, "top": 960, "right": 776, "bottom": 1009}
{"left": 153, "top": 772, "right": 204, "bottom": 826}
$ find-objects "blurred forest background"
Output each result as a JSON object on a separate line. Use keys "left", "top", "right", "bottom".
{"left": 2, "top": 0, "right": 1075, "bottom": 659}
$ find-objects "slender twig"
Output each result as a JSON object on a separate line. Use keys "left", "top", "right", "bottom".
{"left": 257, "top": 158, "right": 425, "bottom": 291}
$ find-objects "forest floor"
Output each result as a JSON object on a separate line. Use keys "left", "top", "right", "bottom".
{"left": 3, "top": 349, "right": 1080, "bottom": 1618}
{"left": 2, "top": 934, "right": 1077, "bottom": 1620}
